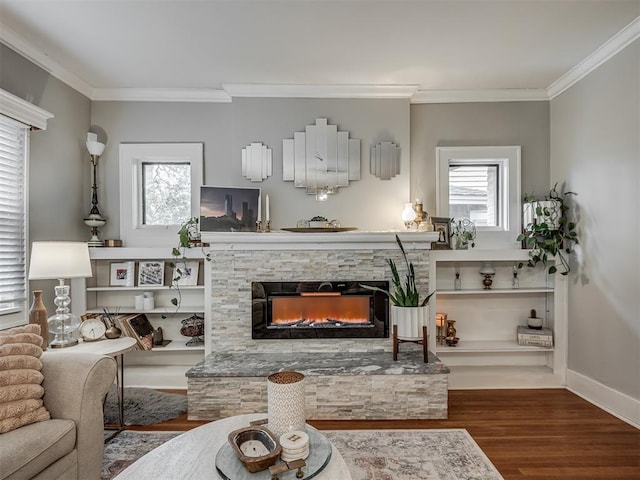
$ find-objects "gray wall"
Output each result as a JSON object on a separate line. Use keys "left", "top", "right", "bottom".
{"left": 1, "top": 44, "right": 91, "bottom": 313}
{"left": 410, "top": 101, "right": 551, "bottom": 216}
{"left": 550, "top": 40, "right": 640, "bottom": 400}
{"left": 91, "top": 97, "right": 410, "bottom": 240}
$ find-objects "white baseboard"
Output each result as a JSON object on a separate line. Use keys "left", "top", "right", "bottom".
{"left": 566, "top": 369, "right": 640, "bottom": 429}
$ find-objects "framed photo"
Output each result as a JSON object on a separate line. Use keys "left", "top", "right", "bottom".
{"left": 431, "top": 217, "right": 452, "bottom": 250}
{"left": 173, "top": 260, "right": 199, "bottom": 286}
{"left": 138, "top": 261, "right": 165, "bottom": 286}
{"left": 200, "top": 186, "right": 261, "bottom": 232}
{"left": 110, "top": 261, "right": 135, "bottom": 286}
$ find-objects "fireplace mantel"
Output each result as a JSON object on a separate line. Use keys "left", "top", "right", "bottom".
{"left": 202, "top": 230, "right": 439, "bottom": 250}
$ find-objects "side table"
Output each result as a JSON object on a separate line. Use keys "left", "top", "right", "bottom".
{"left": 51, "top": 337, "right": 137, "bottom": 441}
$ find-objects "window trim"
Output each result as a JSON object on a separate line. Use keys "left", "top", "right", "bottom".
{"left": 436, "top": 146, "right": 521, "bottom": 249}
{"left": 119, "top": 143, "right": 203, "bottom": 247}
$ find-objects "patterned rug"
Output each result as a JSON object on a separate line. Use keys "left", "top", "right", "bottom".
{"left": 102, "top": 429, "right": 503, "bottom": 480}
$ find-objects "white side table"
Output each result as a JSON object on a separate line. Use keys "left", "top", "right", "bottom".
{"left": 51, "top": 337, "right": 137, "bottom": 441}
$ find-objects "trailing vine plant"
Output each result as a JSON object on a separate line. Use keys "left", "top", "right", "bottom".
{"left": 165, "top": 217, "right": 211, "bottom": 317}
{"left": 516, "top": 183, "right": 578, "bottom": 275}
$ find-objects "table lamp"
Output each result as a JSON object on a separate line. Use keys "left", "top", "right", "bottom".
{"left": 28, "top": 242, "right": 92, "bottom": 348}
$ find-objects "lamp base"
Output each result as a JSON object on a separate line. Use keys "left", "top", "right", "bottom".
{"left": 49, "top": 336, "right": 79, "bottom": 348}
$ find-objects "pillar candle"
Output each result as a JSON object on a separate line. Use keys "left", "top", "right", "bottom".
{"left": 266, "top": 194, "right": 270, "bottom": 221}
{"left": 257, "top": 195, "right": 262, "bottom": 222}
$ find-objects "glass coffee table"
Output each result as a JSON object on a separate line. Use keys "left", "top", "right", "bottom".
{"left": 114, "top": 413, "right": 352, "bottom": 480}
{"left": 216, "top": 426, "right": 332, "bottom": 479}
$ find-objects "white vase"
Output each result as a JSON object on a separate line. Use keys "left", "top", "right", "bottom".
{"left": 392, "top": 305, "right": 429, "bottom": 340}
{"left": 267, "top": 371, "right": 306, "bottom": 438}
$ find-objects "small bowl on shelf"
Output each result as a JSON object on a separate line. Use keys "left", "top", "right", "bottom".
{"left": 445, "top": 336, "right": 459, "bottom": 347}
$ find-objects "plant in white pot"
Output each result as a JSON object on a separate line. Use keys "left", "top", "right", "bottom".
{"left": 362, "top": 235, "right": 434, "bottom": 341}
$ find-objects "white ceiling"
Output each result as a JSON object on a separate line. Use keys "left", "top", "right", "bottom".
{"left": 1, "top": 0, "right": 639, "bottom": 102}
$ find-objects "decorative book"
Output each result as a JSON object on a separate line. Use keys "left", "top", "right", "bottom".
{"left": 517, "top": 325, "right": 553, "bottom": 347}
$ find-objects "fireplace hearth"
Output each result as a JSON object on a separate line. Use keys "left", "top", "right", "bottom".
{"left": 252, "top": 280, "right": 389, "bottom": 339}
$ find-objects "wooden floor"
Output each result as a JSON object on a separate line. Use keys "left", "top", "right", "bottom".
{"left": 133, "top": 389, "right": 639, "bottom": 480}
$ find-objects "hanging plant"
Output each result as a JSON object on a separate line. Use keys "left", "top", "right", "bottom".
{"left": 517, "top": 183, "right": 578, "bottom": 275}
{"left": 165, "top": 217, "right": 211, "bottom": 317}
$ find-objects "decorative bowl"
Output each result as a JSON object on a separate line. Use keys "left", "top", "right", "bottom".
{"left": 445, "top": 336, "right": 460, "bottom": 347}
{"left": 228, "top": 425, "right": 282, "bottom": 473}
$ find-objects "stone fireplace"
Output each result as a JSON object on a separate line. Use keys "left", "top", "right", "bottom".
{"left": 187, "top": 231, "right": 449, "bottom": 421}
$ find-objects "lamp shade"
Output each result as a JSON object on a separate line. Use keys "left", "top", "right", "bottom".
{"left": 28, "top": 242, "right": 92, "bottom": 280}
{"left": 479, "top": 262, "right": 496, "bottom": 275}
{"left": 86, "top": 132, "right": 105, "bottom": 156}
{"left": 401, "top": 203, "right": 416, "bottom": 222}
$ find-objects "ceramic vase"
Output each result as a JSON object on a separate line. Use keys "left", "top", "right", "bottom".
{"left": 267, "top": 371, "right": 306, "bottom": 438}
{"left": 391, "top": 305, "right": 429, "bottom": 340}
{"left": 28, "top": 290, "right": 49, "bottom": 349}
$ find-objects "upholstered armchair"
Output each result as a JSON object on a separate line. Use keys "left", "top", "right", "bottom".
{"left": 0, "top": 352, "right": 116, "bottom": 480}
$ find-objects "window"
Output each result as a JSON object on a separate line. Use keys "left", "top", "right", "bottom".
{"left": 119, "top": 143, "right": 203, "bottom": 246}
{"left": 0, "top": 114, "right": 28, "bottom": 327}
{"left": 436, "top": 146, "right": 521, "bottom": 249}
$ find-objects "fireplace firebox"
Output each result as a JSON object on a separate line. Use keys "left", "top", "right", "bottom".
{"left": 252, "top": 281, "right": 389, "bottom": 339}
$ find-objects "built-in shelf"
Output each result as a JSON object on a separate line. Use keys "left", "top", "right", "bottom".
{"left": 85, "top": 307, "right": 204, "bottom": 315}
{"left": 151, "top": 340, "right": 204, "bottom": 352}
{"left": 436, "top": 340, "right": 553, "bottom": 353}
{"left": 437, "top": 287, "right": 553, "bottom": 295}
{"left": 87, "top": 285, "right": 204, "bottom": 292}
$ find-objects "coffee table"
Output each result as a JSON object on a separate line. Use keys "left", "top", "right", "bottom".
{"left": 114, "top": 413, "right": 352, "bottom": 479}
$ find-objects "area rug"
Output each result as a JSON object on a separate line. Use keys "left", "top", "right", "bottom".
{"left": 102, "top": 429, "right": 503, "bottom": 480}
{"left": 103, "top": 387, "right": 187, "bottom": 425}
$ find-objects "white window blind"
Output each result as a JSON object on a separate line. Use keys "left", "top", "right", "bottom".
{"left": 0, "top": 114, "right": 27, "bottom": 321}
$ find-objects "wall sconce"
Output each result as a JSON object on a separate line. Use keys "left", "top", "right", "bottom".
{"left": 479, "top": 262, "right": 496, "bottom": 289}
{"left": 402, "top": 203, "right": 416, "bottom": 229}
{"left": 28, "top": 242, "right": 92, "bottom": 348}
{"left": 241, "top": 142, "right": 272, "bottom": 182}
{"left": 84, "top": 132, "right": 106, "bottom": 247}
{"left": 370, "top": 141, "right": 400, "bottom": 180}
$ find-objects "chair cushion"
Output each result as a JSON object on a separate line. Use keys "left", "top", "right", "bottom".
{"left": 0, "top": 418, "right": 75, "bottom": 480}
{"left": 0, "top": 324, "right": 50, "bottom": 433}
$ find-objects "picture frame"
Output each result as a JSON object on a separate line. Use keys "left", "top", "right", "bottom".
{"left": 200, "top": 186, "right": 261, "bottom": 232}
{"left": 137, "top": 261, "right": 165, "bottom": 286}
{"left": 173, "top": 260, "right": 199, "bottom": 286}
{"left": 110, "top": 261, "right": 135, "bottom": 286}
{"left": 431, "top": 217, "right": 452, "bottom": 250}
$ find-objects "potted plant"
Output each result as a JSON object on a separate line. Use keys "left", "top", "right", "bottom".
{"left": 450, "top": 218, "right": 476, "bottom": 249}
{"left": 166, "top": 217, "right": 211, "bottom": 316}
{"left": 362, "top": 234, "right": 434, "bottom": 340}
{"left": 517, "top": 183, "right": 578, "bottom": 275}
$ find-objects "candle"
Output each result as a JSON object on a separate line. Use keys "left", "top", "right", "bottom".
{"left": 257, "top": 195, "right": 262, "bottom": 222}
{"left": 266, "top": 194, "right": 270, "bottom": 221}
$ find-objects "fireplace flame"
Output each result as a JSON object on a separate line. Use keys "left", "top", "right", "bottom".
{"left": 271, "top": 296, "right": 370, "bottom": 326}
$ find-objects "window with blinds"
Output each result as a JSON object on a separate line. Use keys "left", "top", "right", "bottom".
{"left": 0, "top": 114, "right": 28, "bottom": 324}
{"left": 448, "top": 163, "right": 500, "bottom": 227}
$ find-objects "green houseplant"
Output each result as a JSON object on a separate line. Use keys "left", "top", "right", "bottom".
{"left": 451, "top": 218, "right": 476, "bottom": 249}
{"left": 166, "top": 217, "right": 211, "bottom": 315}
{"left": 517, "top": 183, "right": 578, "bottom": 275}
{"left": 362, "top": 234, "right": 434, "bottom": 307}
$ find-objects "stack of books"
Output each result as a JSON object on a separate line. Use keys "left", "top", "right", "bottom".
{"left": 517, "top": 325, "right": 553, "bottom": 347}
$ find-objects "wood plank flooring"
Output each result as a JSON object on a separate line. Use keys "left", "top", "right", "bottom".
{"left": 133, "top": 389, "right": 639, "bottom": 480}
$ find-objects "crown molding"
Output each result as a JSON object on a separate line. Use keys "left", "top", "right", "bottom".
{"left": 223, "top": 84, "right": 420, "bottom": 99}
{"left": 411, "top": 88, "right": 549, "bottom": 103}
{"left": 92, "top": 88, "right": 232, "bottom": 102}
{"left": 0, "top": 89, "right": 54, "bottom": 130}
{"left": 0, "top": 23, "right": 94, "bottom": 99}
{"left": 547, "top": 16, "right": 640, "bottom": 99}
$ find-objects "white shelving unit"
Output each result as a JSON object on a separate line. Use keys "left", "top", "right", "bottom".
{"left": 428, "top": 249, "right": 567, "bottom": 389}
{"left": 71, "top": 247, "right": 211, "bottom": 388}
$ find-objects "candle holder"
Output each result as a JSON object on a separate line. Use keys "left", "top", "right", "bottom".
{"left": 256, "top": 220, "right": 271, "bottom": 233}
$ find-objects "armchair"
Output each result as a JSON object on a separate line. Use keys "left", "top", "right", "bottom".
{"left": 0, "top": 352, "right": 116, "bottom": 480}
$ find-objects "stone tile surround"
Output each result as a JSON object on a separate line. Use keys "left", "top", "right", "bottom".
{"left": 208, "top": 241, "right": 431, "bottom": 354}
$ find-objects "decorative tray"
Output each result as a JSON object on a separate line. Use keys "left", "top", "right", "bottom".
{"left": 281, "top": 227, "right": 357, "bottom": 233}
